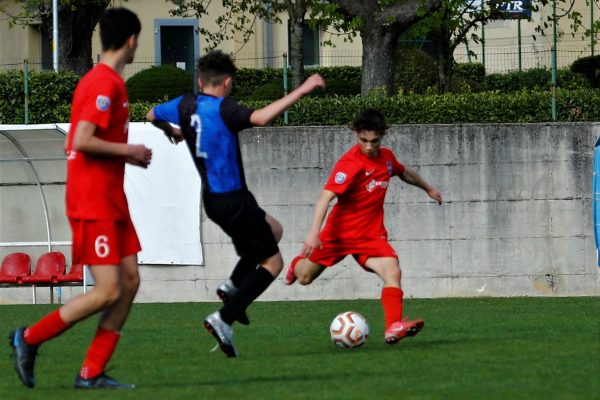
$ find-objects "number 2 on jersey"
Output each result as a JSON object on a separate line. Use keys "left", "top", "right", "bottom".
{"left": 190, "top": 114, "right": 208, "bottom": 158}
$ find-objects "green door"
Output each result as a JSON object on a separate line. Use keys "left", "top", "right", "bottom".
{"left": 160, "top": 25, "right": 195, "bottom": 72}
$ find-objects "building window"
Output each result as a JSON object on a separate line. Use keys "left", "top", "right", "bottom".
{"left": 40, "top": 32, "right": 52, "bottom": 70}
{"left": 288, "top": 21, "right": 320, "bottom": 67}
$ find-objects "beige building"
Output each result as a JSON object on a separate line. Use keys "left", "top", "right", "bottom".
{"left": 0, "top": 0, "right": 596, "bottom": 77}
{"left": 0, "top": 0, "right": 361, "bottom": 78}
{"left": 455, "top": 0, "right": 596, "bottom": 72}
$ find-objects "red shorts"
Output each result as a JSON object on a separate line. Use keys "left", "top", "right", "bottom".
{"left": 308, "top": 238, "right": 398, "bottom": 270}
{"left": 69, "top": 218, "right": 141, "bottom": 266}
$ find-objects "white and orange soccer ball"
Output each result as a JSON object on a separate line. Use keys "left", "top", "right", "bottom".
{"left": 329, "top": 311, "right": 369, "bottom": 348}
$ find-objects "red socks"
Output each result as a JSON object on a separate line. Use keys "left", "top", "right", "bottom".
{"left": 79, "top": 328, "right": 121, "bottom": 379}
{"left": 24, "top": 309, "right": 70, "bottom": 346}
{"left": 381, "top": 287, "right": 403, "bottom": 329}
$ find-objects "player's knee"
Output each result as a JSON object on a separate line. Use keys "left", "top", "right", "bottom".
{"left": 383, "top": 265, "right": 401, "bottom": 284}
{"left": 261, "top": 253, "right": 283, "bottom": 277}
{"left": 266, "top": 214, "right": 283, "bottom": 242}
{"left": 272, "top": 222, "right": 283, "bottom": 242}
{"left": 122, "top": 271, "right": 140, "bottom": 296}
{"left": 297, "top": 271, "right": 315, "bottom": 285}
{"left": 93, "top": 285, "right": 122, "bottom": 307}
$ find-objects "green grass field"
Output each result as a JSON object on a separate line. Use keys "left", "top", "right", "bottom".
{"left": 0, "top": 297, "right": 598, "bottom": 399}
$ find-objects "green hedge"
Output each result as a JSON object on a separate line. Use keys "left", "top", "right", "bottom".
{"left": 126, "top": 65, "right": 195, "bottom": 103}
{"left": 0, "top": 70, "right": 79, "bottom": 124}
{"left": 2, "top": 69, "right": 600, "bottom": 126}
{"left": 394, "top": 47, "right": 438, "bottom": 94}
{"left": 239, "top": 89, "right": 600, "bottom": 125}
{"left": 6, "top": 89, "right": 600, "bottom": 125}
{"left": 571, "top": 55, "right": 600, "bottom": 87}
{"left": 233, "top": 66, "right": 361, "bottom": 99}
{"left": 483, "top": 68, "right": 589, "bottom": 92}
{"left": 454, "top": 63, "right": 486, "bottom": 83}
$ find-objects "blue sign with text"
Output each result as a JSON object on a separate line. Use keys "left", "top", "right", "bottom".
{"left": 498, "top": 0, "right": 532, "bottom": 18}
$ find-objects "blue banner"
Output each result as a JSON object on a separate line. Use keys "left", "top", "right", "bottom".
{"left": 593, "top": 137, "right": 600, "bottom": 266}
{"left": 498, "top": 0, "right": 532, "bottom": 18}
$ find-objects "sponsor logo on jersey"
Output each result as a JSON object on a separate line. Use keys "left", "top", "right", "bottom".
{"left": 96, "top": 95, "right": 111, "bottom": 111}
{"left": 335, "top": 172, "right": 347, "bottom": 184}
{"left": 366, "top": 179, "right": 389, "bottom": 192}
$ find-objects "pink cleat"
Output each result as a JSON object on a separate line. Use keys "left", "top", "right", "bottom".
{"left": 384, "top": 319, "right": 424, "bottom": 344}
{"left": 284, "top": 256, "right": 304, "bottom": 285}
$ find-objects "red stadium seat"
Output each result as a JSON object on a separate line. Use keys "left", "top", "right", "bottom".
{"left": 0, "top": 253, "right": 31, "bottom": 284}
{"left": 57, "top": 263, "right": 84, "bottom": 283}
{"left": 22, "top": 252, "right": 66, "bottom": 284}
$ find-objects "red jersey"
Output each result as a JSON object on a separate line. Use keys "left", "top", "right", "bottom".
{"left": 65, "top": 63, "right": 131, "bottom": 220}
{"left": 321, "top": 145, "right": 405, "bottom": 241}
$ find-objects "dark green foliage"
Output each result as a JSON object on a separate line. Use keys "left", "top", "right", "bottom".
{"left": 306, "top": 67, "right": 361, "bottom": 96}
{"left": 232, "top": 66, "right": 361, "bottom": 100}
{"left": 0, "top": 70, "right": 79, "bottom": 124}
{"left": 570, "top": 55, "right": 600, "bottom": 87}
{"left": 394, "top": 47, "right": 438, "bottom": 94}
{"left": 126, "top": 65, "right": 195, "bottom": 103}
{"left": 454, "top": 63, "right": 486, "bottom": 83}
{"left": 248, "top": 81, "right": 284, "bottom": 101}
{"left": 129, "top": 100, "right": 157, "bottom": 122}
{"left": 306, "top": 66, "right": 361, "bottom": 83}
{"left": 0, "top": 66, "right": 596, "bottom": 126}
{"left": 483, "top": 68, "right": 589, "bottom": 92}
{"left": 0, "top": 71, "right": 25, "bottom": 124}
{"left": 232, "top": 68, "right": 282, "bottom": 100}
{"left": 239, "top": 89, "right": 600, "bottom": 125}
{"left": 316, "top": 78, "right": 360, "bottom": 97}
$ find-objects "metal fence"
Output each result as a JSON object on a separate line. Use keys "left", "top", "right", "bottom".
{"left": 0, "top": 43, "right": 594, "bottom": 78}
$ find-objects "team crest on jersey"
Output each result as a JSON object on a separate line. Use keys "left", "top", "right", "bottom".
{"left": 386, "top": 161, "right": 393, "bottom": 176}
{"left": 335, "top": 172, "right": 347, "bottom": 184}
{"left": 96, "top": 95, "right": 110, "bottom": 111}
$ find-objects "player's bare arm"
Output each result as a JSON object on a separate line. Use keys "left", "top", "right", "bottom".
{"left": 250, "top": 74, "right": 325, "bottom": 126}
{"left": 73, "top": 120, "right": 152, "bottom": 168}
{"left": 302, "top": 189, "right": 337, "bottom": 258}
{"left": 146, "top": 108, "right": 184, "bottom": 144}
{"left": 399, "top": 166, "right": 443, "bottom": 205}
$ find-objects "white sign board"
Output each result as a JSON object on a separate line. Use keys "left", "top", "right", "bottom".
{"left": 125, "top": 123, "right": 202, "bottom": 265}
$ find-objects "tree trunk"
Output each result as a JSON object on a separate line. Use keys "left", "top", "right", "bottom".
{"left": 39, "top": 1, "right": 109, "bottom": 76}
{"left": 360, "top": 26, "right": 398, "bottom": 95}
{"left": 432, "top": 26, "right": 454, "bottom": 94}
{"left": 287, "top": 0, "right": 306, "bottom": 90}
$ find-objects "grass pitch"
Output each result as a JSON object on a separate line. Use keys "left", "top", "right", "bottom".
{"left": 0, "top": 297, "right": 597, "bottom": 399}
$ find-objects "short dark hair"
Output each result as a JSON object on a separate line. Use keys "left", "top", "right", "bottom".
{"left": 99, "top": 7, "right": 141, "bottom": 51}
{"left": 351, "top": 108, "right": 389, "bottom": 134}
{"left": 197, "top": 50, "right": 237, "bottom": 86}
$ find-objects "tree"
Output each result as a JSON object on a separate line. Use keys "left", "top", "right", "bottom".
{"left": 410, "top": 0, "right": 507, "bottom": 93}
{"left": 173, "top": 0, "right": 442, "bottom": 95}
{"left": 170, "top": 0, "right": 310, "bottom": 90}
{"left": 312, "top": 0, "right": 442, "bottom": 95}
{"left": 0, "top": 0, "right": 111, "bottom": 75}
{"left": 414, "top": 0, "right": 600, "bottom": 94}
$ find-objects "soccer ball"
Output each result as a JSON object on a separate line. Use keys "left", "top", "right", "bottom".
{"left": 329, "top": 311, "right": 369, "bottom": 348}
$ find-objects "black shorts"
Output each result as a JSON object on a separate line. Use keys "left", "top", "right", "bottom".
{"left": 203, "top": 190, "right": 279, "bottom": 261}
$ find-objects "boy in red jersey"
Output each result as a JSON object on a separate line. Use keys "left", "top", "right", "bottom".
{"left": 9, "top": 8, "right": 151, "bottom": 389}
{"left": 285, "top": 109, "right": 443, "bottom": 344}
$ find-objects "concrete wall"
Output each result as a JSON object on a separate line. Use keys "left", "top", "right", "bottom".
{"left": 140, "top": 123, "right": 600, "bottom": 302}
{"left": 1, "top": 123, "right": 599, "bottom": 304}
